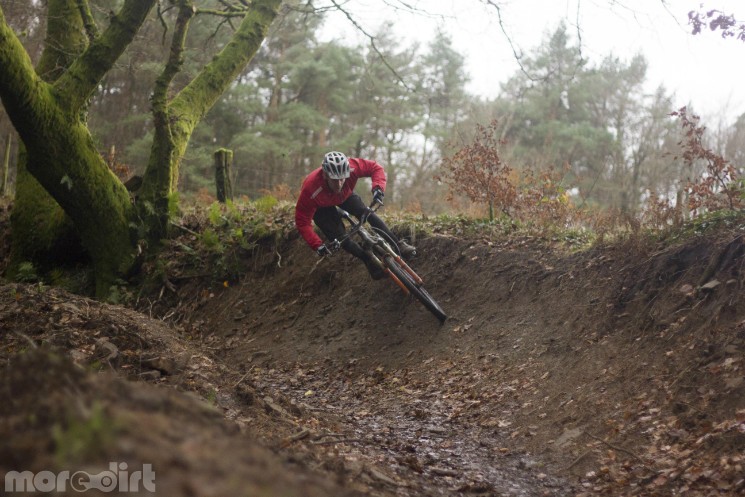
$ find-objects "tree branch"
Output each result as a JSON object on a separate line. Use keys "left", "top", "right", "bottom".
{"left": 76, "top": 0, "right": 100, "bottom": 41}
{"left": 54, "top": 0, "right": 157, "bottom": 113}
{"left": 328, "top": 0, "right": 414, "bottom": 92}
{"left": 156, "top": 0, "right": 170, "bottom": 45}
{"left": 170, "top": 0, "right": 283, "bottom": 123}
{"left": 196, "top": 8, "right": 248, "bottom": 18}
{"left": 575, "top": 0, "right": 583, "bottom": 62}
{"left": 482, "top": 0, "right": 532, "bottom": 80}
{"left": 216, "top": 0, "right": 243, "bottom": 11}
{"left": 144, "top": 0, "right": 196, "bottom": 197}
{"left": 140, "top": 0, "right": 282, "bottom": 207}
{"left": 152, "top": 0, "right": 196, "bottom": 115}
{"left": 0, "top": 6, "right": 52, "bottom": 140}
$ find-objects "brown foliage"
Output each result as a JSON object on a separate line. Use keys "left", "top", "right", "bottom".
{"left": 194, "top": 187, "right": 217, "bottom": 205}
{"left": 439, "top": 120, "right": 516, "bottom": 221}
{"left": 640, "top": 192, "right": 683, "bottom": 230}
{"left": 689, "top": 9, "right": 745, "bottom": 41}
{"left": 258, "top": 183, "right": 295, "bottom": 202}
{"left": 440, "top": 120, "right": 578, "bottom": 227}
{"left": 105, "top": 145, "right": 131, "bottom": 182}
{"left": 515, "top": 164, "right": 575, "bottom": 226}
{"left": 672, "top": 107, "right": 743, "bottom": 214}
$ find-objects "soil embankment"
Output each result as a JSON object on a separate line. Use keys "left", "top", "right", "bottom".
{"left": 2, "top": 223, "right": 744, "bottom": 496}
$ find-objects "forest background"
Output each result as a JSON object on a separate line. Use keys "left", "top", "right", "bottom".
{"left": 1, "top": 0, "right": 743, "bottom": 219}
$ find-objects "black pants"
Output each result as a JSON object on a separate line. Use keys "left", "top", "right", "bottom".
{"left": 313, "top": 193, "right": 399, "bottom": 260}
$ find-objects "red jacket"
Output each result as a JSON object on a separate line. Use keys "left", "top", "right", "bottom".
{"left": 295, "top": 157, "right": 387, "bottom": 250}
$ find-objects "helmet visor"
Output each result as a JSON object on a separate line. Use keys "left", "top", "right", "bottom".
{"left": 325, "top": 169, "right": 350, "bottom": 180}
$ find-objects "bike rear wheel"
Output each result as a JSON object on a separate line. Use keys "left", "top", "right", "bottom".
{"left": 384, "top": 256, "right": 447, "bottom": 323}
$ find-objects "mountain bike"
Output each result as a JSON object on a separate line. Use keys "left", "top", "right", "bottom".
{"left": 324, "top": 200, "right": 447, "bottom": 323}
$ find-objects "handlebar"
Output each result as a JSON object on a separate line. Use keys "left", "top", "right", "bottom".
{"left": 337, "top": 199, "right": 380, "bottom": 225}
{"left": 324, "top": 200, "right": 382, "bottom": 254}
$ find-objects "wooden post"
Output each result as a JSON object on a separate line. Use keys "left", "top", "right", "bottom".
{"left": 214, "top": 148, "right": 233, "bottom": 203}
{"left": 2, "top": 133, "right": 11, "bottom": 197}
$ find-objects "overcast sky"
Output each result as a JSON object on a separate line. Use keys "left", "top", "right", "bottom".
{"left": 321, "top": 0, "right": 745, "bottom": 125}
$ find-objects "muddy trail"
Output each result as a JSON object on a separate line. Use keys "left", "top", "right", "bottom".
{"left": 2, "top": 220, "right": 745, "bottom": 496}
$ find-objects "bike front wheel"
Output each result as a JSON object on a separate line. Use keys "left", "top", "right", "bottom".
{"left": 384, "top": 256, "right": 447, "bottom": 323}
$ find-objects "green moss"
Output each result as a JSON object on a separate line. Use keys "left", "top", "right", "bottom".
{"left": 14, "top": 261, "right": 38, "bottom": 283}
{"left": 8, "top": 50, "right": 137, "bottom": 300}
{"left": 208, "top": 202, "right": 223, "bottom": 226}
{"left": 53, "top": 402, "right": 118, "bottom": 465}
{"left": 200, "top": 228, "right": 224, "bottom": 253}
{"left": 254, "top": 195, "right": 278, "bottom": 213}
{"left": 9, "top": 155, "right": 86, "bottom": 274}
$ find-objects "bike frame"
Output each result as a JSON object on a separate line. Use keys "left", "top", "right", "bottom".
{"left": 332, "top": 202, "right": 422, "bottom": 294}
{"left": 324, "top": 199, "right": 447, "bottom": 323}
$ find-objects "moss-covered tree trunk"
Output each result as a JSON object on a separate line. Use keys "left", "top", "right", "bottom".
{"left": 1, "top": 133, "right": 10, "bottom": 196}
{"left": 0, "top": 0, "right": 156, "bottom": 297}
{"left": 9, "top": 0, "right": 90, "bottom": 280}
{"left": 138, "top": 0, "right": 283, "bottom": 242}
{"left": 0, "top": 0, "right": 282, "bottom": 298}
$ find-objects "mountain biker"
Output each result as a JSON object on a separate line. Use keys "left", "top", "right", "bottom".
{"left": 295, "top": 151, "right": 416, "bottom": 280}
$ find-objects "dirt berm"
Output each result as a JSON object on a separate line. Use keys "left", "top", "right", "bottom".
{"left": 1, "top": 218, "right": 744, "bottom": 496}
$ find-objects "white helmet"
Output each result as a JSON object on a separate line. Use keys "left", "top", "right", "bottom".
{"left": 322, "top": 151, "right": 350, "bottom": 179}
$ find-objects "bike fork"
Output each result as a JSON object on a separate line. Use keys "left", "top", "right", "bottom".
{"left": 383, "top": 255, "right": 426, "bottom": 295}
{"left": 392, "top": 255, "right": 423, "bottom": 285}
{"left": 386, "top": 268, "right": 409, "bottom": 295}
{"left": 368, "top": 250, "right": 410, "bottom": 295}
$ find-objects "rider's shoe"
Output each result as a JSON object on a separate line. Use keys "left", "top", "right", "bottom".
{"left": 398, "top": 240, "right": 417, "bottom": 259}
{"left": 364, "top": 259, "right": 386, "bottom": 280}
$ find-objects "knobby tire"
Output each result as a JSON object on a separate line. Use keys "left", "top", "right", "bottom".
{"left": 384, "top": 256, "right": 447, "bottom": 323}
